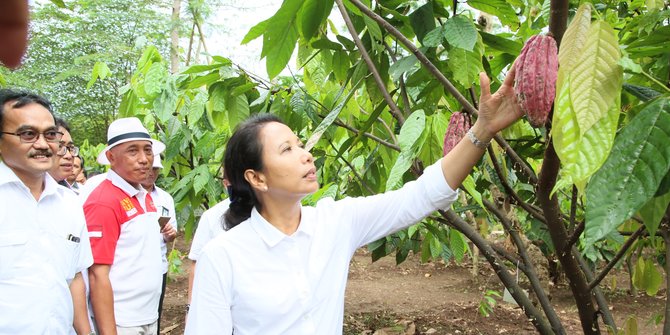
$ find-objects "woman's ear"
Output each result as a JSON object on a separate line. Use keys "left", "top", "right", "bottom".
{"left": 244, "top": 169, "right": 267, "bottom": 192}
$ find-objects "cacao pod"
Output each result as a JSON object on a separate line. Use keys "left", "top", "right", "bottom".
{"left": 443, "top": 112, "right": 471, "bottom": 155}
{"left": 514, "top": 34, "right": 558, "bottom": 127}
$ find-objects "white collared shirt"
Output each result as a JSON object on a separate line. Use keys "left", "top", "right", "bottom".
{"left": 188, "top": 199, "right": 230, "bottom": 261}
{"left": 185, "top": 159, "right": 458, "bottom": 335}
{"left": 0, "top": 161, "right": 93, "bottom": 334}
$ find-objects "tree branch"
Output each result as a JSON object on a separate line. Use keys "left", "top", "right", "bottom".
{"left": 486, "top": 145, "right": 546, "bottom": 224}
{"left": 345, "top": 0, "right": 538, "bottom": 184}
{"left": 480, "top": 198, "right": 564, "bottom": 333}
{"left": 438, "top": 209, "right": 555, "bottom": 334}
{"left": 588, "top": 225, "right": 645, "bottom": 291}
{"left": 335, "top": 0, "right": 405, "bottom": 125}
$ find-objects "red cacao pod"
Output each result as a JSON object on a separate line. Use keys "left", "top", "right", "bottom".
{"left": 443, "top": 112, "right": 471, "bottom": 155}
{"left": 514, "top": 34, "right": 558, "bottom": 127}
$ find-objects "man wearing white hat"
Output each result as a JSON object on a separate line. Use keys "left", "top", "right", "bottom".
{"left": 83, "top": 117, "right": 167, "bottom": 335}
{"left": 140, "top": 154, "right": 177, "bottom": 332}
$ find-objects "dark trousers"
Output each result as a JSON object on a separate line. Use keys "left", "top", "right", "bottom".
{"left": 158, "top": 272, "right": 167, "bottom": 331}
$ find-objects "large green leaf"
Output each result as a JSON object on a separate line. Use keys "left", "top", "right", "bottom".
{"left": 443, "top": 15, "right": 477, "bottom": 51}
{"left": 480, "top": 32, "right": 522, "bottom": 55}
{"left": 626, "top": 25, "right": 670, "bottom": 58}
{"left": 261, "top": 0, "right": 302, "bottom": 78}
{"left": 557, "top": 3, "right": 591, "bottom": 87}
{"left": 585, "top": 97, "right": 670, "bottom": 245}
{"left": 386, "top": 110, "right": 426, "bottom": 191}
{"left": 408, "top": 3, "right": 435, "bottom": 44}
{"left": 241, "top": 19, "right": 269, "bottom": 45}
{"left": 552, "top": 72, "right": 619, "bottom": 194}
{"left": 570, "top": 21, "right": 622, "bottom": 135}
{"left": 225, "top": 94, "right": 250, "bottom": 131}
{"left": 298, "top": 0, "right": 333, "bottom": 40}
{"left": 638, "top": 192, "right": 670, "bottom": 238}
{"left": 305, "top": 86, "right": 358, "bottom": 150}
{"left": 448, "top": 34, "right": 484, "bottom": 88}
{"left": 87, "top": 61, "right": 111, "bottom": 89}
{"left": 632, "top": 257, "right": 663, "bottom": 296}
{"left": 467, "top": 0, "right": 519, "bottom": 28}
{"left": 623, "top": 83, "right": 662, "bottom": 102}
{"left": 449, "top": 229, "right": 467, "bottom": 263}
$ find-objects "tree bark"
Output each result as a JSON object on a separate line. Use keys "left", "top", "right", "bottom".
{"left": 170, "top": 0, "right": 181, "bottom": 73}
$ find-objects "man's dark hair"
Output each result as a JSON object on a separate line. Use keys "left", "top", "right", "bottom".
{"left": 0, "top": 88, "right": 54, "bottom": 134}
{"left": 55, "top": 117, "right": 70, "bottom": 133}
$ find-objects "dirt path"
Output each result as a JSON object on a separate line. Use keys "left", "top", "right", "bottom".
{"left": 160, "top": 244, "right": 665, "bottom": 334}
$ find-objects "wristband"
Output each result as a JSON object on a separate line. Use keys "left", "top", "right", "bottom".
{"left": 467, "top": 128, "right": 491, "bottom": 149}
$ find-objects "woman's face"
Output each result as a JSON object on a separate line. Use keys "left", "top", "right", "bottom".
{"left": 254, "top": 121, "right": 318, "bottom": 199}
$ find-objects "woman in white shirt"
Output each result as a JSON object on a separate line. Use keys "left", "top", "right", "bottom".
{"left": 186, "top": 69, "right": 523, "bottom": 335}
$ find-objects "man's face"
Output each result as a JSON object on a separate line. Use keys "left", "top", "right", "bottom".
{"left": 48, "top": 126, "right": 74, "bottom": 182}
{"left": 68, "top": 156, "right": 82, "bottom": 184}
{"left": 0, "top": 101, "right": 58, "bottom": 183}
{"left": 107, "top": 140, "right": 154, "bottom": 187}
{"left": 142, "top": 166, "right": 160, "bottom": 189}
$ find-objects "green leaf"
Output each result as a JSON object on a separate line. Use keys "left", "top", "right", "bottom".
{"left": 462, "top": 175, "right": 484, "bottom": 211}
{"left": 188, "top": 91, "right": 208, "bottom": 124}
{"left": 363, "top": 15, "right": 383, "bottom": 45}
{"left": 585, "top": 97, "right": 670, "bottom": 245}
{"left": 408, "top": 3, "right": 435, "bottom": 44}
{"left": 449, "top": 229, "right": 467, "bottom": 263}
{"left": 480, "top": 32, "right": 522, "bottom": 55}
{"left": 49, "top": 0, "right": 67, "bottom": 8}
{"left": 144, "top": 62, "right": 166, "bottom": 98}
{"left": 632, "top": 257, "right": 663, "bottom": 296}
{"left": 225, "top": 94, "right": 250, "bottom": 130}
{"left": 638, "top": 192, "right": 670, "bottom": 238}
{"left": 557, "top": 3, "right": 591, "bottom": 83}
{"left": 187, "top": 73, "right": 220, "bottom": 89}
{"left": 386, "top": 110, "right": 426, "bottom": 190}
{"left": 570, "top": 21, "right": 622, "bottom": 135}
{"left": 449, "top": 34, "right": 484, "bottom": 88}
{"left": 181, "top": 63, "right": 226, "bottom": 75}
{"left": 623, "top": 83, "right": 662, "bottom": 102}
{"left": 193, "top": 165, "right": 211, "bottom": 195}
{"left": 389, "top": 55, "right": 418, "bottom": 82}
{"left": 443, "top": 15, "right": 477, "bottom": 51}
{"left": 209, "top": 84, "right": 227, "bottom": 112}
{"left": 242, "top": 19, "right": 269, "bottom": 45}
{"left": 467, "top": 0, "right": 519, "bottom": 28}
{"left": 87, "top": 61, "right": 111, "bottom": 89}
{"left": 552, "top": 72, "right": 619, "bottom": 194}
{"left": 305, "top": 86, "right": 357, "bottom": 150}
{"left": 331, "top": 50, "right": 351, "bottom": 82}
{"left": 262, "top": 0, "right": 302, "bottom": 78}
{"left": 626, "top": 25, "right": 670, "bottom": 58}
{"left": 298, "top": 0, "right": 334, "bottom": 40}
{"left": 656, "top": 170, "right": 670, "bottom": 197}
{"left": 422, "top": 26, "right": 443, "bottom": 47}
{"left": 153, "top": 77, "right": 178, "bottom": 123}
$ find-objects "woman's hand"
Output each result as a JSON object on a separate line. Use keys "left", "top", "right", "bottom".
{"left": 473, "top": 65, "right": 524, "bottom": 140}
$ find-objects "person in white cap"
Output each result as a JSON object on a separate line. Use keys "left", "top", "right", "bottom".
{"left": 83, "top": 117, "right": 167, "bottom": 335}
{"left": 140, "top": 154, "right": 177, "bottom": 332}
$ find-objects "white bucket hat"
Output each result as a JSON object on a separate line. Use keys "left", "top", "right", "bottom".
{"left": 152, "top": 154, "right": 163, "bottom": 168}
{"left": 97, "top": 117, "right": 166, "bottom": 165}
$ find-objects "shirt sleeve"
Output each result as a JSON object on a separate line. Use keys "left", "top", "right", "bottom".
{"left": 84, "top": 202, "right": 121, "bottom": 265}
{"left": 188, "top": 211, "right": 214, "bottom": 261}
{"left": 334, "top": 158, "right": 459, "bottom": 251}
{"left": 184, "top": 243, "right": 233, "bottom": 334}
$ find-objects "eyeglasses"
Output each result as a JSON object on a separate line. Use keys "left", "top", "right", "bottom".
{"left": 1, "top": 129, "right": 64, "bottom": 143}
{"left": 57, "top": 143, "right": 80, "bottom": 156}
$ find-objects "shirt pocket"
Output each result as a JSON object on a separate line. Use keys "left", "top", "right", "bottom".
{"left": 0, "top": 232, "right": 30, "bottom": 280}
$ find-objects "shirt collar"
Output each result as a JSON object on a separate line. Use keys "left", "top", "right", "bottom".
{"left": 106, "top": 169, "right": 142, "bottom": 197}
{"left": 0, "top": 161, "right": 59, "bottom": 198}
{"left": 249, "top": 205, "right": 314, "bottom": 248}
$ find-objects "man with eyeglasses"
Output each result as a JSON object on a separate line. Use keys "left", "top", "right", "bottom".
{"left": 49, "top": 118, "right": 80, "bottom": 189}
{"left": 0, "top": 88, "right": 94, "bottom": 334}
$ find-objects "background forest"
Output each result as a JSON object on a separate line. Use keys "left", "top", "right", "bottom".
{"left": 2, "top": 0, "right": 670, "bottom": 334}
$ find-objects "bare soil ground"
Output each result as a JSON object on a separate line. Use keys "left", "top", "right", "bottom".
{"left": 159, "top": 239, "right": 666, "bottom": 334}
